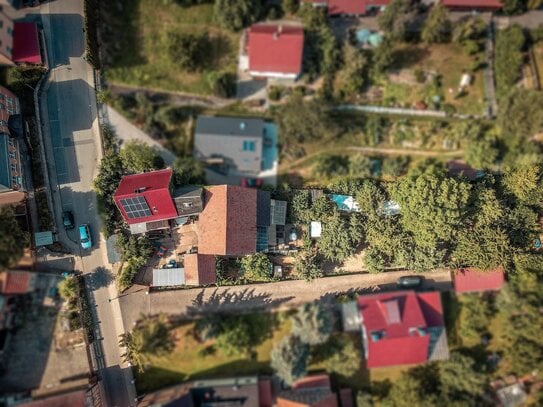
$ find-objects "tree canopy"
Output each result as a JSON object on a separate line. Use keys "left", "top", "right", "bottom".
{"left": 377, "top": 0, "right": 417, "bottom": 42}
{"left": 214, "top": 0, "right": 262, "bottom": 31}
{"left": 421, "top": 3, "right": 451, "bottom": 43}
{"left": 291, "top": 302, "right": 333, "bottom": 345}
{"left": 0, "top": 206, "right": 27, "bottom": 268}
{"left": 240, "top": 253, "right": 273, "bottom": 282}
{"left": 119, "top": 141, "right": 164, "bottom": 174}
{"left": 271, "top": 335, "right": 310, "bottom": 385}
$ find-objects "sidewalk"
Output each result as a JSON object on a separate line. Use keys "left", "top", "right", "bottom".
{"left": 105, "top": 105, "right": 177, "bottom": 165}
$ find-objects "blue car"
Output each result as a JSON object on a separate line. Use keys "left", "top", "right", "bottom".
{"left": 79, "top": 224, "right": 92, "bottom": 250}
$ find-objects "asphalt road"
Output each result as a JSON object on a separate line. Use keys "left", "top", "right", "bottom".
{"left": 38, "top": 1, "right": 135, "bottom": 405}
{"left": 120, "top": 269, "right": 452, "bottom": 330}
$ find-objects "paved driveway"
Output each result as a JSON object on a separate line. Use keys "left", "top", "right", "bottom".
{"left": 119, "top": 269, "right": 452, "bottom": 328}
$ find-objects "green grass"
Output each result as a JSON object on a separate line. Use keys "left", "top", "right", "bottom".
{"left": 384, "top": 43, "right": 485, "bottom": 115}
{"left": 135, "top": 313, "right": 292, "bottom": 394}
{"left": 102, "top": 1, "right": 239, "bottom": 95}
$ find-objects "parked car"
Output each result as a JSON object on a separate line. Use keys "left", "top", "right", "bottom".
{"left": 78, "top": 224, "right": 92, "bottom": 250}
{"left": 396, "top": 275, "right": 424, "bottom": 289}
{"left": 241, "top": 177, "right": 263, "bottom": 188}
{"left": 62, "top": 211, "right": 74, "bottom": 230}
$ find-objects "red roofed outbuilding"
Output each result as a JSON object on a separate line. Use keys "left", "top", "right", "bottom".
{"left": 277, "top": 375, "right": 339, "bottom": 407}
{"left": 113, "top": 169, "right": 179, "bottom": 234}
{"left": 328, "top": 0, "right": 390, "bottom": 16}
{"left": 358, "top": 290, "right": 449, "bottom": 368}
{"left": 441, "top": 0, "right": 503, "bottom": 11}
{"left": 453, "top": 267, "right": 505, "bottom": 293}
{"left": 247, "top": 23, "right": 304, "bottom": 80}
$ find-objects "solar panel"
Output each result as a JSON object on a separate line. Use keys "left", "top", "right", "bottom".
{"left": 120, "top": 196, "right": 152, "bottom": 219}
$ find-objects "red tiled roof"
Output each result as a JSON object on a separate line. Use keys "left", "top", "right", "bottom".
{"left": 0, "top": 271, "right": 32, "bottom": 295}
{"left": 328, "top": 0, "right": 389, "bottom": 15}
{"left": 453, "top": 267, "right": 505, "bottom": 293}
{"left": 12, "top": 22, "right": 42, "bottom": 64}
{"left": 18, "top": 390, "right": 86, "bottom": 407}
{"left": 248, "top": 24, "right": 304, "bottom": 76}
{"left": 441, "top": 0, "right": 503, "bottom": 9}
{"left": 292, "top": 375, "right": 331, "bottom": 390}
{"left": 113, "top": 169, "right": 178, "bottom": 225}
{"left": 358, "top": 291, "right": 444, "bottom": 368}
{"left": 184, "top": 254, "right": 217, "bottom": 286}
{"left": 198, "top": 185, "right": 257, "bottom": 256}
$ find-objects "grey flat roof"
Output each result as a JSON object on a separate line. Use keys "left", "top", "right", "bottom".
{"left": 152, "top": 268, "right": 186, "bottom": 287}
{"left": 195, "top": 116, "right": 265, "bottom": 138}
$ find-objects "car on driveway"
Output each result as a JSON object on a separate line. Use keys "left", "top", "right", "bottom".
{"left": 241, "top": 177, "right": 263, "bottom": 188}
{"left": 62, "top": 211, "right": 74, "bottom": 230}
{"left": 79, "top": 224, "right": 92, "bottom": 249}
{"left": 396, "top": 275, "right": 424, "bottom": 289}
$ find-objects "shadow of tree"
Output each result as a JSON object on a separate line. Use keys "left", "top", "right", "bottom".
{"left": 87, "top": 266, "right": 115, "bottom": 290}
{"left": 186, "top": 288, "right": 295, "bottom": 317}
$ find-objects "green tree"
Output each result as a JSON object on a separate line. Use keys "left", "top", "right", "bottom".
{"left": 337, "top": 42, "right": 368, "bottom": 96}
{"left": 172, "top": 157, "right": 205, "bottom": 186}
{"left": 271, "top": 335, "right": 310, "bottom": 385}
{"left": 167, "top": 32, "right": 209, "bottom": 71}
{"left": 214, "top": 0, "right": 262, "bottom": 31}
{"left": 457, "top": 293, "right": 494, "bottom": 342}
{"left": 453, "top": 226, "right": 511, "bottom": 271}
{"left": 291, "top": 302, "right": 333, "bottom": 345}
{"left": 58, "top": 276, "right": 79, "bottom": 301}
{"left": 0, "top": 206, "right": 27, "bottom": 268}
{"left": 315, "top": 155, "right": 349, "bottom": 178}
{"left": 377, "top": 0, "right": 417, "bottom": 42}
{"left": 283, "top": 0, "right": 299, "bottom": 14}
{"left": 291, "top": 190, "right": 312, "bottom": 224}
{"left": 465, "top": 136, "right": 498, "bottom": 169}
{"left": 349, "top": 154, "right": 373, "bottom": 178}
{"left": 354, "top": 179, "right": 387, "bottom": 217}
{"left": 382, "top": 372, "right": 438, "bottom": 407}
{"left": 120, "top": 314, "right": 174, "bottom": 373}
{"left": 421, "top": 3, "right": 451, "bottom": 43}
{"left": 276, "top": 95, "right": 333, "bottom": 143}
{"left": 240, "top": 253, "right": 273, "bottom": 282}
{"left": 494, "top": 25, "right": 525, "bottom": 97}
{"left": 319, "top": 212, "right": 363, "bottom": 262}
{"left": 439, "top": 352, "right": 487, "bottom": 403}
{"left": 293, "top": 247, "right": 323, "bottom": 281}
{"left": 119, "top": 141, "right": 164, "bottom": 174}
{"left": 503, "top": 0, "right": 527, "bottom": 15}
{"left": 498, "top": 89, "right": 543, "bottom": 149}
{"left": 364, "top": 246, "right": 388, "bottom": 273}
{"left": 215, "top": 317, "right": 254, "bottom": 356}
{"left": 503, "top": 164, "right": 543, "bottom": 207}
{"left": 372, "top": 36, "right": 395, "bottom": 74}
{"left": 321, "top": 335, "right": 361, "bottom": 378}
{"left": 382, "top": 156, "right": 410, "bottom": 177}
{"left": 391, "top": 170, "right": 471, "bottom": 248}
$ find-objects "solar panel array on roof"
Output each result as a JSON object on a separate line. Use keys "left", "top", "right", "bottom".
{"left": 120, "top": 196, "right": 152, "bottom": 219}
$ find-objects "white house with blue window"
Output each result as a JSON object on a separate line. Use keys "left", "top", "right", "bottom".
{"left": 194, "top": 116, "right": 279, "bottom": 180}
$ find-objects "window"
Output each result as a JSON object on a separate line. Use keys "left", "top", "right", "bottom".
{"left": 0, "top": 21, "right": 3, "bottom": 29}
{"left": 11, "top": 176, "right": 17, "bottom": 185}
{"left": 9, "top": 151, "right": 15, "bottom": 159}
{"left": 6, "top": 46, "right": 11, "bottom": 53}
{"left": 242, "top": 140, "right": 255, "bottom": 152}
{"left": 0, "top": 120, "right": 6, "bottom": 126}
{"left": 7, "top": 27, "right": 11, "bottom": 35}
{"left": 10, "top": 163, "right": 17, "bottom": 173}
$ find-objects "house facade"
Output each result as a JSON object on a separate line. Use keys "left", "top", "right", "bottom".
{"left": 247, "top": 23, "right": 304, "bottom": 80}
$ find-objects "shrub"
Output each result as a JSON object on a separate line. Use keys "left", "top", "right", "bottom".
{"left": 240, "top": 253, "right": 273, "bottom": 282}
{"left": 167, "top": 32, "right": 210, "bottom": 71}
{"left": 314, "top": 155, "right": 349, "bottom": 178}
{"left": 268, "top": 86, "right": 283, "bottom": 101}
{"left": 271, "top": 335, "right": 310, "bottom": 385}
{"left": 291, "top": 302, "right": 333, "bottom": 345}
{"left": 414, "top": 69, "right": 426, "bottom": 83}
{"left": 211, "top": 72, "right": 237, "bottom": 98}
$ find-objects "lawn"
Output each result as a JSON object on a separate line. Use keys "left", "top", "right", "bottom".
{"left": 101, "top": 1, "right": 239, "bottom": 95}
{"left": 135, "top": 313, "right": 292, "bottom": 394}
{"left": 380, "top": 43, "right": 486, "bottom": 115}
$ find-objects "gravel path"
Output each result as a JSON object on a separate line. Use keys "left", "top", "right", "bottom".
{"left": 119, "top": 269, "right": 452, "bottom": 327}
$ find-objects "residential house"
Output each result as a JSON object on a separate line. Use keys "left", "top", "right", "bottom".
{"left": 357, "top": 290, "right": 449, "bottom": 368}
{"left": 115, "top": 179, "right": 288, "bottom": 286}
{"left": 277, "top": 374, "right": 342, "bottom": 407}
{"left": 441, "top": 0, "right": 503, "bottom": 11}
{"left": 139, "top": 374, "right": 348, "bottom": 407}
{"left": 0, "top": 85, "right": 24, "bottom": 206}
{"left": 17, "top": 389, "right": 93, "bottom": 407}
{"left": 113, "top": 169, "right": 198, "bottom": 234}
{"left": 453, "top": 267, "right": 505, "bottom": 293}
{"left": 138, "top": 376, "right": 273, "bottom": 407}
{"left": 303, "top": 0, "right": 390, "bottom": 16}
{"left": 0, "top": 270, "right": 35, "bottom": 359}
{"left": 0, "top": 9, "right": 42, "bottom": 65}
{"left": 246, "top": 23, "right": 304, "bottom": 80}
{"left": 194, "top": 116, "right": 266, "bottom": 177}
